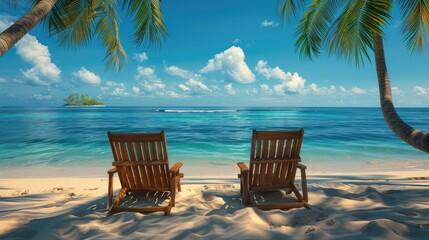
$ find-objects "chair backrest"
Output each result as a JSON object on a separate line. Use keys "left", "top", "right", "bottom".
{"left": 108, "top": 131, "right": 171, "bottom": 192}
{"left": 249, "top": 129, "right": 304, "bottom": 190}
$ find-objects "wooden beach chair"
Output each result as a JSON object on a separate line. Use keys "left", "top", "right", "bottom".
{"left": 107, "top": 131, "right": 184, "bottom": 215}
{"left": 237, "top": 129, "right": 308, "bottom": 210}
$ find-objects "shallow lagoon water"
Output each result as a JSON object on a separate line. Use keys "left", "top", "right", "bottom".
{"left": 0, "top": 107, "right": 428, "bottom": 170}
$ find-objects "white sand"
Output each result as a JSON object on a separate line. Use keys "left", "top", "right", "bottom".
{"left": 1, "top": 169, "right": 429, "bottom": 239}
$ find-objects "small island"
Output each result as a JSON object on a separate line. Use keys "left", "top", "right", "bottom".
{"left": 63, "top": 94, "right": 104, "bottom": 107}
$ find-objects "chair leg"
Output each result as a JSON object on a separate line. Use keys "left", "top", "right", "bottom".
{"left": 167, "top": 189, "right": 175, "bottom": 216}
{"left": 177, "top": 174, "right": 182, "bottom": 192}
{"left": 108, "top": 171, "right": 115, "bottom": 208}
{"left": 300, "top": 167, "right": 308, "bottom": 203}
{"left": 241, "top": 171, "right": 250, "bottom": 205}
{"left": 170, "top": 175, "right": 177, "bottom": 207}
{"left": 107, "top": 187, "right": 127, "bottom": 216}
{"left": 165, "top": 205, "right": 172, "bottom": 215}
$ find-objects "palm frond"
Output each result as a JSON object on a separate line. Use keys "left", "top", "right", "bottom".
{"left": 40, "top": 0, "right": 70, "bottom": 35}
{"left": 277, "top": 0, "right": 307, "bottom": 22}
{"left": 55, "top": 0, "right": 101, "bottom": 47}
{"left": 396, "top": 0, "right": 429, "bottom": 53}
{"left": 122, "top": 0, "right": 167, "bottom": 48}
{"left": 96, "top": 0, "right": 128, "bottom": 70}
{"left": 45, "top": 0, "right": 99, "bottom": 48}
{"left": 326, "top": 0, "right": 391, "bottom": 66}
{"left": 294, "top": 0, "right": 341, "bottom": 60}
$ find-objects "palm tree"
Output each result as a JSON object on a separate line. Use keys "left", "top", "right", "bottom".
{"left": 0, "top": 0, "right": 166, "bottom": 70}
{"left": 278, "top": 0, "right": 429, "bottom": 153}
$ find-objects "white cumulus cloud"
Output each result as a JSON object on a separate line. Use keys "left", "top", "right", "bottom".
{"left": 134, "top": 66, "right": 168, "bottom": 96}
{"left": 135, "top": 66, "right": 162, "bottom": 83}
{"left": 72, "top": 67, "right": 101, "bottom": 85}
{"left": 102, "top": 81, "right": 129, "bottom": 96}
{"left": 15, "top": 34, "right": 61, "bottom": 85}
{"left": 261, "top": 20, "right": 279, "bottom": 27}
{"left": 351, "top": 87, "right": 367, "bottom": 95}
{"left": 134, "top": 52, "right": 148, "bottom": 62}
{"left": 178, "top": 84, "right": 191, "bottom": 92}
{"left": 132, "top": 86, "right": 140, "bottom": 94}
{"left": 224, "top": 83, "right": 236, "bottom": 95}
{"left": 391, "top": 86, "right": 403, "bottom": 96}
{"left": 273, "top": 72, "right": 306, "bottom": 95}
{"left": 200, "top": 46, "right": 255, "bottom": 83}
{"left": 308, "top": 84, "right": 336, "bottom": 95}
{"left": 186, "top": 78, "right": 209, "bottom": 91}
{"left": 255, "top": 60, "right": 288, "bottom": 80}
{"left": 165, "top": 65, "right": 201, "bottom": 80}
{"left": 142, "top": 82, "right": 166, "bottom": 92}
{"left": 414, "top": 86, "right": 428, "bottom": 96}
{"left": 255, "top": 60, "right": 306, "bottom": 94}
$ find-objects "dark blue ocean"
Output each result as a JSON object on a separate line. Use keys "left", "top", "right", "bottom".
{"left": 0, "top": 107, "right": 428, "bottom": 170}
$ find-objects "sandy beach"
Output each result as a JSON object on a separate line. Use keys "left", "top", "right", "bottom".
{"left": 1, "top": 166, "right": 429, "bottom": 239}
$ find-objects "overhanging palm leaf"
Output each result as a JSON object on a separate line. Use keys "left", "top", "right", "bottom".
{"left": 8, "top": 0, "right": 167, "bottom": 71}
{"left": 46, "top": 0, "right": 99, "bottom": 48}
{"left": 277, "top": 0, "right": 306, "bottom": 21}
{"left": 396, "top": 0, "right": 429, "bottom": 52}
{"left": 122, "top": 0, "right": 167, "bottom": 48}
{"left": 326, "top": 0, "right": 391, "bottom": 66}
{"left": 293, "top": 0, "right": 341, "bottom": 60}
{"left": 96, "top": 0, "right": 127, "bottom": 70}
{"left": 43, "top": 0, "right": 127, "bottom": 70}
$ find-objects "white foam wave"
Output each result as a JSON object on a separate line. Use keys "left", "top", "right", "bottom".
{"left": 162, "top": 109, "right": 237, "bottom": 113}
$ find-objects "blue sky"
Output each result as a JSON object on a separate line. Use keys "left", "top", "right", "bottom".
{"left": 1, "top": 0, "right": 428, "bottom": 107}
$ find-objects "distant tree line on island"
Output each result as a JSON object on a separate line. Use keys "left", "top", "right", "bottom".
{"left": 63, "top": 94, "right": 104, "bottom": 106}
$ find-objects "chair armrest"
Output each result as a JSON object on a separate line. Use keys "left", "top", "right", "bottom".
{"left": 169, "top": 162, "right": 183, "bottom": 174}
{"left": 297, "top": 163, "right": 306, "bottom": 170}
{"left": 237, "top": 162, "right": 249, "bottom": 172}
{"left": 107, "top": 167, "right": 117, "bottom": 175}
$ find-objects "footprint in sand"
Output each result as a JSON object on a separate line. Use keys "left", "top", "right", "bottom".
{"left": 52, "top": 187, "right": 64, "bottom": 192}
{"left": 325, "top": 218, "right": 338, "bottom": 226}
{"left": 12, "top": 189, "right": 29, "bottom": 196}
{"left": 305, "top": 226, "right": 318, "bottom": 234}
{"left": 68, "top": 192, "right": 79, "bottom": 199}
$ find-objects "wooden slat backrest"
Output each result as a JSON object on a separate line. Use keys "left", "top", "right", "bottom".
{"left": 108, "top": 131, "right": 171, "bottom": 192}
{"left": 249, "top": 129, "right": 304, "bottom": 189}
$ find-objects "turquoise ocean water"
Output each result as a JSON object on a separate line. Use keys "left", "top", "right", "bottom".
{"left": 0, "top": 107, "right": 428, "bottom": 171}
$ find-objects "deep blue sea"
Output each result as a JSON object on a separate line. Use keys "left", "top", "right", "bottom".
{"left": 0, "top": 107, "right": 428, "bottom": 171}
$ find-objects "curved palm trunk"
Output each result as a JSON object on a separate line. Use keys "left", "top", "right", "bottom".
{"left": 0, "top": 0, "right": 57, "bottom": 56}
{"left": 373, "top": 33, "right": 429, "bottom": 153}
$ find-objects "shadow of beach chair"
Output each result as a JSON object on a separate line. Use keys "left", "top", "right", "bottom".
{"left": 107, "top": 131, "right": 184, "bottom": 215}
{"left": 237, "top": 129, "right": 308, "bottom": 210}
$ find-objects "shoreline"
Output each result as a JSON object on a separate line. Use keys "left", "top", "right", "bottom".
{"left": 1, "top": 159, "right": 429, "bottom": 179}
